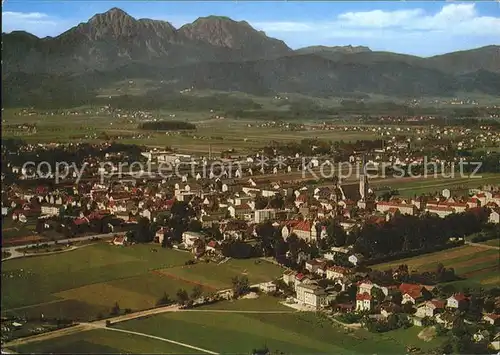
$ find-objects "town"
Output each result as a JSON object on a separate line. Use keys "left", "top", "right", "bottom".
{"left": 2, "top": 135, "right": 500, "bottom": 354}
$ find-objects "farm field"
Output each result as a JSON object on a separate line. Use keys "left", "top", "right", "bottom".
{"left": 478, "top": 238, "right": 500, "bottom": 247}
{"left": 372, "top": 245, "right": 500, "bottom": 288}
{"left": 1, "top": 108, "right": 383, "bottom": 154}
{"left": 158, "top": 259, "right": 284, "bottom": 290}
{"left": 110, "top": 311, "right": 444, "bottom": 354}
{"left": 196, "top": 295, "right": 290, "bottom": 311}
{"left": 385, "top": 174, "right": 500, "bottom": 197}
{"left": 1, "top": 243, "right": 284, "bottom": 321}
{"left": 11, "top": 328, "right": 192, "bottom": 354}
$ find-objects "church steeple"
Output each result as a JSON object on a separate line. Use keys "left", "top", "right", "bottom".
{"left": 359, "top": 154, "right": 369, "bottom": 201}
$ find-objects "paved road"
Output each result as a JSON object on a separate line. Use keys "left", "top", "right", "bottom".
{"left": 2, "top": 233, "right": 116, "bottom": 261}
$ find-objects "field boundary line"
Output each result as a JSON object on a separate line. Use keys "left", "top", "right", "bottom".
{"left": 97, "top": 325, "right": 219, "bottom": 354}
{"left": 2, "top": 299, "right": 67, "bottom": 313}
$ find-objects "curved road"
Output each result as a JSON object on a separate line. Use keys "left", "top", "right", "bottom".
{"left": 2, "top": 233, "right": 116, "bottom": 261}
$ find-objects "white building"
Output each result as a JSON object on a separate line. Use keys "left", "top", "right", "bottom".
{"left": 182, "top": 231, "right": 206, "bottom": 247}
{"left": 295, "top": 284, "right": 329, "bottom": 309}
{"left": 254, "top": 209, "right": 276, "bottom": 223}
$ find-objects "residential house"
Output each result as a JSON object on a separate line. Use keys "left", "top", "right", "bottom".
{"left": 326, "top": 266, "right": 353, "bottom": 280}
{"left": 447, "top": 293, "right": 470, "bottom": 310}
{"left": 376, "top": 201, "right": 417, "bottom": 216}
{"left": 282, "top": 271, "right": 297, "bottom": 286}
{"left": 305, "top": 259, "right": 326, "bottom": 274}
{"left": 228, "top": 204, "right": 253, "bottom": 220}
{"left": 41, "top": 204, "right": 60, "bottom": 216}
{"left": 112, "top": 235, "right": 128, "bottom": 246}
{"left": 356, "top": 293, "right": 373, "bottom": 311}
{"left": 416, "top": 300, "right": 445, "bottom": 318}
{"left": 258, "top": 281, "right": 277, "bottom": 293}
{"left": 292, "top": 220, "right": 317, "bottom": 242}
{"left": 254, "top": 209, "right": 276, "bottom": 223}
{"left": 182, "top": 231, "right": 206, "bottom": 248}
{"left": 483, "top": 313, "right": 500, "bottom": 326}
{"left": 400, "top": 283, "right": 427, "bottom": 305}
{"left": 489, "top": 209, "right": 500, "bottom": 224}
{"left": 155, "top": 227, "right": 167, "bottom": 244}
{"left": 380, "top": 302, "right": 401, "bottom": 318}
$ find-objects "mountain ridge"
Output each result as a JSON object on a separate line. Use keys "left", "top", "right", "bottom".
{"left": 2, "top": 7, "right": 500, "bottom": 102}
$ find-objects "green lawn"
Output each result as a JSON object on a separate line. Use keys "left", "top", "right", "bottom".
{"left": 1, "top": 243, "right": 193, "bottom": 318}
{"left": 12, "top": 329, "right": 192, "bottom": 354}
{"left": 196, "top": 295, "right": 290, "bottom": 311}
{"left": 2, "top": 243, "right": 285, "bottom": 321}
{"left": 372, "top": 245, "right": 499, "bottom": 289}
{"left": 386, "top": 174, "right": 500, "bottom": 197}
{"left": 161, "top": 258, "right": 284, "bottom": 289}
{"left": 113, "top": 311, "right": 444, "bottom": 354}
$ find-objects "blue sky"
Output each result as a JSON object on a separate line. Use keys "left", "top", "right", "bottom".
{"left": 3, "top": 1, "right": 499, "bottom": 56}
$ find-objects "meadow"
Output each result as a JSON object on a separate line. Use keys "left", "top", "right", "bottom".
{"left": 1, "top": 243, "right": 284, "bottom": 321}
{"left": 386, "top": 174, "right": 500, "bottom": 197}
{"left": 373, "top": 245, "right": 500, "bottom": 288}
{"left": 11, "top": 328, "right": 191, "bottom": 354}
{"left": 12, "top": 310, "right": 445, "bottom": 355}
{"left": 1, "top": 108, "right": 384, "bottom": 154}
{"left": 109, "top": 311, "right": 443, "bottom": 355}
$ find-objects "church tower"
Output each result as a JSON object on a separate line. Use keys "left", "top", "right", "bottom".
{"left": 359, "top": 154, "right": 369, "bottom": 201}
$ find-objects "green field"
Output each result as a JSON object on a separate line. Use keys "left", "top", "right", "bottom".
{"left": 158, "top": 259, "right": 284, "bottom": 290}
{"left": 1, "top": 243, "right": 284, "bottom": 321}
{"left": 373, "top": 245, "right": 500, "bottom": 288}
{"left": 106, "top": 311, "right": 444, "bottom": 354}
{"left": 1, "top": 108, "right": 383, "bottom": 154}
{"left": 197, "top": 295, "right": 290, "bottom": 311}
{"left": 382, "top": 174, "right": 500, "bottom": 197}
{"left": 11, "top": 328, "right": 192, "bottom": 354}
{"left": 478, "top": 238, "right": 500, "bottom": 247}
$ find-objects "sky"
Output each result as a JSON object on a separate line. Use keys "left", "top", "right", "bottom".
{"left": 2, "top": 1, "right": 500, "bottom": 56}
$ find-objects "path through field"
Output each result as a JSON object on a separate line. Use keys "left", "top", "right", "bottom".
{"left": 2, "top": 304, "right": 299, "bottom": 352}
{"left": 465, "top": 241, "right": 500, "bottom": 250}
{"left": 88, "top": 324, "right": 219, "bottom": 355}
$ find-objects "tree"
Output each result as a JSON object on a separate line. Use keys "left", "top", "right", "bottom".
{"left": 326, "top": 221, "right": 347, "bottom": 247}
{"left": 372, "top": 288, "right": 386, "bottom": 304}
{"left": 254, "top": 196, "right": 269, "bottom": 210}
{"left": 156, "top": 292, "right": 172, "bottom": 306}
{"left": 191, "top": 285, "right": 203, "bottom": 300}
{"left": 232, "top": 276, "right": 250, "bottom": 297}
{"left": 110, "top": 302, "right": 120, "bottom": 316}
{"left": 188, "top": 219, "right": 202, "bottom": 232}
{"left": 176, "top": 289, "right": 189, "bottom": 305}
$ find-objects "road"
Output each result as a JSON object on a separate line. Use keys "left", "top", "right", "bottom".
{"left": 2, "top": 303, "right": 298, "bottom": 352}
{"left": 465, "top": 241, "right": 500, "bottom": 250}
{"left": 2, "top": 233, "right": 116, "bottom": 261}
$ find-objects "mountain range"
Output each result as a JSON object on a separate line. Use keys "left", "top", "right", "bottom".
{"left": 3, "top": 7, "right": 500, "bottom": 106}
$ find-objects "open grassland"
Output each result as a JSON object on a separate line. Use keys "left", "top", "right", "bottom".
{"left": 110, "top": 311, "right": 443, "bottom": 354}
{"left": 11, "top": 328, "right": 192, "bottom": 354}
{"left": 157, "top": 259, "right": 284, "bottom": 290}
{"left": 1, "top": 243, "right": 193, "bottom": 320}
{"left": 385, "top": 174, "right": 500, "bottom": 197}
{"left": 373, "top": 245, "right": 500, "bottom": 288}
{"left": 1, "top": 243, "right": 283, "bottom": 321}
{"left": 196, "top": 295, "right": 290, "bottom": 311}
{"left": 1, "top": 108, "right": 384, "bottom": 154}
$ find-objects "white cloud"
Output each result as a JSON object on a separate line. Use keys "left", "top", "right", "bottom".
{"left": 252, "top": 3, "right": 500, "bottom": 39}
{"left": 2, "top": 11, "right": 62, "bottom": 36}
{"left": 338, "top": 9, "right": 424, "bottom": 28}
